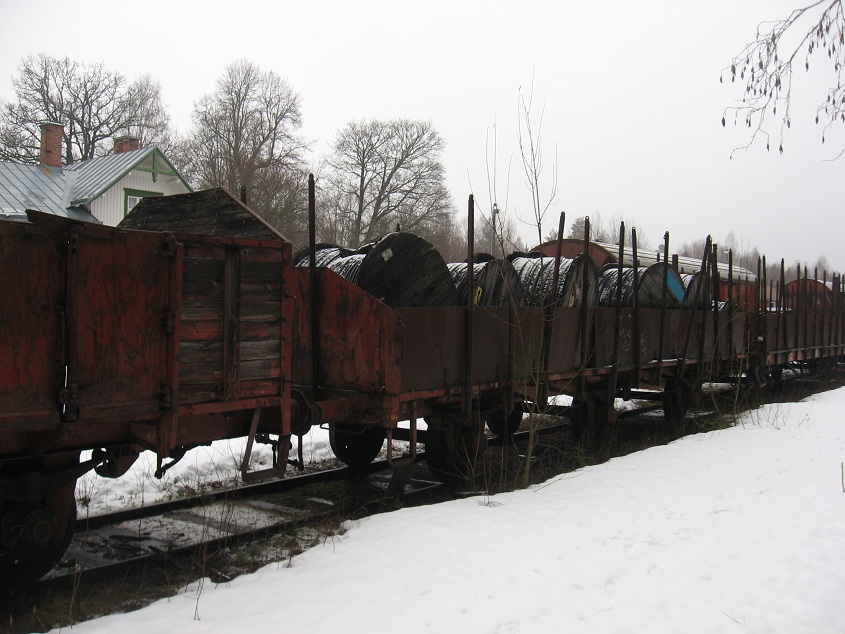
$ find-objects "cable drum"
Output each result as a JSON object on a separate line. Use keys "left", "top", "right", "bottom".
{"left": 597, "top": 262, "right": 686, "bottom": 308}
{"left": 563, "top": 255, "right": 599, "bottom": 308}
{"left": 448, "top": 262, "right": 481, "bottom": 305}
{"left": 292, "top": 233, "right": 458, "bottom": 307}
{"left": 508, "top": 253, "right": 598, "bottom": 308}
{"left": 681, "top": 271, "right": 711, "bottom": 308}
{"left": 356, "top": 232, "right": 459, "bottom": 307}
{"left": 292, "top": 244, "right": 354, "bottom": 268}
{"left": 447, "top": 259, "right": 526, "bottom": 307}
{"left": 327, "top": 253, "right": 365, "bottom": 284}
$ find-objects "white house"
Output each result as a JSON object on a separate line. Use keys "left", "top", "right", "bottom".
{"left": 0, "top": 122, "right": 191, "bottom": 225}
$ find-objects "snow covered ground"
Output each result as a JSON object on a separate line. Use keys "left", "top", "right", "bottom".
{"left": 56, "top": 388, "right": 845, "bottom": 633}
{"left": 73, "top": 427, "right": 338, "bottom": 518}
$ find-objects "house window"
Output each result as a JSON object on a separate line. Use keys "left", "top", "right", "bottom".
{"left": 127, "top": 195, "right": 143, "bottom": 211}
{"left": 124, "top": 188, "right": 163, "bottom": 217}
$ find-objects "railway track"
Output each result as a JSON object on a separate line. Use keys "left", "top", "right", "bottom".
{"left": 0, "top": 456, "right": 448, "bottom": 632}
{"left": 42, "top": 415, "right": 585, "bottom": 585}
{"left": 51, "top": 455, "right": 442, "bottom": 582}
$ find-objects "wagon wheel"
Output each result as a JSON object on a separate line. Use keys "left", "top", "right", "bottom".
{"left": 328, "top": 423, "right": 386, "bottom": 468}
{"left": 662, "top": 379, "right": 700, "bottom": 436}
{"left": 661, "top": 389, "right": 687, "bottom": 435}
{"left": 813, "top": 359, "right": 835, "bottom": 382}
{"left": 0, "top": 470, "right": 77, "bottom": 588}
{"left": 767, "top": 365, "right": 784, "bottom": 385}
{"left": 569, "top": 397, "right": 596, "bottom": 447}
{"left": 485, "top": 406, "right": 523, "bottom": 440}
{"left": 569, "top": 397, "right": 616, "bottom": 452}
{"left": 424, "top": 415, "right": 485, "bottom": 483}
{"left": 763, "top": 365, "right": 786, "bottom": 398}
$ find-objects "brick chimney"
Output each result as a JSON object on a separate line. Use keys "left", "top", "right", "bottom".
{"left": 113, "top": 135, "right": 141, "bottom": 154}
{"left": 40, "top": 122, "right": 63, "bottom": 168}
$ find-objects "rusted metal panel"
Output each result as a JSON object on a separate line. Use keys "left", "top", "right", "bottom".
{"left": 638, "top": 308, "right": 672, "bottom": 364}
{"left": 781, "top": 312, "right": 799, "bottom": 359}
{"left": 762, "top": 312, "right": 786, "bottom": 366}
{"left": 66, "top": 220, "right": 180, "bottom": 423}
{"left": 400, "top": 305, "right": 589, "bottom": 398}
{"left": 592, "top": 307, "right": 730, "bottom": 381}
{"left": 547, "top": 308, "right": 589, "bottom": 375}
{"left": 0, "top": 211, "right": 181, "bottom": 460}
{"left": 719, "top": 311, "right": 748, "bottom": 360}
{"left": 0, "top": 220, "right": 66, "bottom": 429}
{"left": 507, "top": 307, "right": 545, "bottom": 383}
{"left": 292, "top": 267, "right": 401, "bottom": 396}
{"left": 593, "top": 308, "right": 639, "bottom": 368}
{"left": 397, "top": 307, "right": 465, "bottom": 394}
{"left": 398, "top": 306, "right": 532, "bottom": 396}
{"left": 471, "top": 306, "right": 519, "bottom": 384}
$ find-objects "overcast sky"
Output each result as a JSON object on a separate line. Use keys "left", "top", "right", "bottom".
{"left": 1, "top": 0, "right": 842, "bottom": 271}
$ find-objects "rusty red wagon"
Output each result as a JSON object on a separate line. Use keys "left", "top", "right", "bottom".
{"left": 0, "top": 189, "right": 292, "bottom": 584}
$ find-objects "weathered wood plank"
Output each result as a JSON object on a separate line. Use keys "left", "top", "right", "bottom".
{"left": 240, "top": 340, "right": 281, "bottom": 361}
{"left": 238, "top": 379, "right": 282, "bottom": 399}
{"left": 180, "top": 341, "right": 224, "bottom": 365}
{"left": 183, "top": 256, "right": 225, "bottom": 272}
{"left": 121, "top": 188, "right": 286, "bottom": 241}
{"left": 240, "top": 321, "right": 282, "bottom": 340}
{"left": 184, "top": 246, "right": 228, "bottom": 262}
{"left": 183, "top": 277, "right": 225, "bottom": 299}
{"left": 239, "top": 301, "right": 282, "bottom": 321}
{"left": 239, "top": 358, "right": 281, "bottom": 380}
{"left": 239, "top": 285, "right": 282, "bottom": 299}
{"left": 241, "top": 260, "right": 283, "bottom": 281}
{"left": 180, "top": 320, "right": 225, "bottom": 341}
{"left": 178, "top": 363, "right": 224, "bottom": 384}
{"left": 178, "top": 386, "right": 222, "bottom": 405}
{"left": 181, "top": 300, "right": 224, "bottom": 322}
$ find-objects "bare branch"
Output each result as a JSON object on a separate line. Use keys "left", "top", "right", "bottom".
{"left": 516, "top": 79, "right": 558, "bottom": 244}
{"left": 722, "top": 0, "right": 845, "bottom": 155}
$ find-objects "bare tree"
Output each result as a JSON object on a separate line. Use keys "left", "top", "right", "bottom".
{"left": 428, "top": 212, "right": 469, "bottom": 263}
{"left": 566, "top": 215, "right": 606, "bottom": 242}
{"left": 565, "top": 213, "right": 652, "bottom": 249}
{"left": 814, "top": 253, "right": 832, "bottom": 273}
{"left": 256, "top": 169, "right": 310, "bottom": 246}
{"left": 493, "top": 213, "right": 529, "bottom": 256}
{"left": 722, "top": 1, "right": 845, "bottom": 155}
{"left": 517, "top": 83, "right": 558, "bottom": 245}
{"left": 677, "top": 237, "right": 711, "bottom": 260}
{"left": 175, "top": 59, "right": 309, "bottom": 241}
{"left": 0, "top": 54, "right": 172, "bottom": 164}
{"left": 127, "top": 75, "right": 176, "bottom": 152}
{"left": 475, "top": 120, "right": 533, "bottom": 258}
{"left": 323, "top": 118, "right": 455, "bottom": 248}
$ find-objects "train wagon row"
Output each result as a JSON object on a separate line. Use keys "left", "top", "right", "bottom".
{"left": 1, "top": 181, "right": 842, "bottom": 586}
